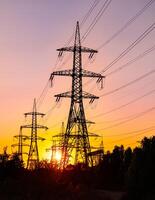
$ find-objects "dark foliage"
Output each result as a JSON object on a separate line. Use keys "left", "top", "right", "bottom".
{"left": 127, "top": 136, "right": 155, "bottom": 200}
{"left": 0, "top": 136, "right": 155, "bottom": 200}
{"left": 95, "top": 145, "right": 132, "bottom": 190}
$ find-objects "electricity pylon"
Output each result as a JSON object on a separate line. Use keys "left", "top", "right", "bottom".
{"left": 22, "top": 99, "right": 48, "bottom": 170}
{"left": 50, "top": 122, "right": 65, "bottom": 167}
{"left": 12, "top": 126, "right": 29, "bottom": 162}
{"left": 50, "top": 21, "right": 105, "bottom": 168}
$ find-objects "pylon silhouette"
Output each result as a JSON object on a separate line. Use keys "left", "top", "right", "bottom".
{"left": 50, "top": 22, "right": 104, "bottom": 168}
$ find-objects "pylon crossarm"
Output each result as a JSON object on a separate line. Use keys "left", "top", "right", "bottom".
{"left": 57, "top": 46, "right": 97, "bottom": 53}
{"left": 52, "top": 69, "right": 73, "bottom": 77}
{"left": 67, "top": 145, "right": 90, "bottom": 149}
{"left": 57, "top": 46, "right": 74, "bottom": 52}
{"left": 82, "top": 91, "right": 99, "bottom": 103}
{"left": 54, "top": 91, "right": 98, "bottom": 103}
{"left": 50, "top": 69, "right": 73, "bottom": 86}
{"left": 69, "top": 119, "right": 95, "bottom": 124}
{"left": 50, "top": 69, "right": 105, "bottom": 88}
{"left": 80, "top": 46, "right": 98, "bottom": 53}
{"left": 50, "top": 69, "right": 104, "bottom": 78}
{"left": 14, "top": 135, "right": 29, "bottom": 140}
{"left": 21, "top": 124, "right": 48, "bottom": 130}
{"left": 53, "top": 134, "right": 65, "bottom": 138}
{"left": 54, "top": 91, "right": 71, "bottom": 101}
{"left": 82, "top": 69, "right": 104, "bottom": 78}
{"left": 58, "top": 134, "right": 99, "bottom": 138}
{"left": 37, "top": 125, "right": 48, "bottom": 130}
{"left": 21, "top": 125, "right": 32, "bottom": 129}
{"left": 11, "top": 143, "right": 18, "bottom": 147}
{"left": 52, "top": 22, "right": 104, "bottom": 168}
{"left": 24, "top": 112, "right": 45, "bottom": 117}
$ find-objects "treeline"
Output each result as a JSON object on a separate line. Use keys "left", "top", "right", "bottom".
{"left": 0, "top": 136, "right": 155, "bottom": 200}
{"left": 96, "top": 136, "right": 155, "bottom": 199}
{"left": 59, "top": 136, "right": 155, "bottom": 200}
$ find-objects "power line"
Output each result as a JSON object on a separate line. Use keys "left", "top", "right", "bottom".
{"left": 46, "top": 0, "right": 111, "bottom": 127}
{"left": 83, "top": 22, "right": 155, "bottom": 89}
{"left": 83, "top": 69, "right": 155, "bottom": 117}
{"left": 100, "top": 69, "right": 155, "bottom": 97}
{"left": 86, "top": 67, "right": 155, "bottom": 103}
{"left": 102, "top": 125, "right": 155, "bottom": 137}
{"left": 50, "top": 22, "right": 103, "bottom": 168}
{"left": 36, "top": 80, "right": 50, "bottom": 109}
{"left": 36, "top": 1, "right": 101, "bottom": 109}
{"left": 43, "top": 103, "right": 58, "bottom": 123}
{"left": 81, "top": 0, "right": 112, "bottom": 42}
{"left": 101, "top": 22, "right": 155, "bottom": 73}
{"left": 56, "top": 0, "right": 107, "bottom": 71}
{"left": 97, "top": 111, "right": 151, "bottom": 124}
{"left": 114, "top": 77, "right": 155, "bottom": 102}
{"left": 57, "top": 0, "right": 102, "bottom": 70}
{"left": 93, "top": 106, "right": 155, "bottom": 132}
{"left": 92, "top": 89, "right": 155, "bottom": 119}
{"left": 105, "top": 44, "right": 155, "bottom": 76}
{"left": 46, "top": 116, "right": 67, "bottom": 130}
{"left": 106, "top": 127, "right": 155, "bottom": 145}
{"left": 36, "top": 0, "right": 98, "bottom": 110}
{"left": 97, "top": 110, "right": 153, "bottom": 125}
{"left": 82, "top": 0, "right": 155, "bottom": 82}
{"left": 97, "top": 0, "right": 155, "bottom": 50}
{"left": 81, "top": 27, "right": 155, "bottom": 121}
{"left": 64, "top": 0, "right": 101, "bottom": 47}
{"left": 81, "top": 0, "right": 101, "bottom": 27}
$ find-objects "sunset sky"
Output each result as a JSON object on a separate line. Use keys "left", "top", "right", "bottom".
{"left": 0, "top": 0, "right": 155, "bottom": 159}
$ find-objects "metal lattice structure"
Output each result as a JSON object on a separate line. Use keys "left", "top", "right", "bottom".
{"left": 50, "top": 22, "right": 105, "bottom": 168}
{"left": 22, "top": 99, "right": 48, "bottom": 170}
{"left": 50, "top": 122, "right": 65, "bottom": 167}
{"left": 12, "top": 127, "right": 29, "bottom": 162}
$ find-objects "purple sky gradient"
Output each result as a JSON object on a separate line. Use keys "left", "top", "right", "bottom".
{"left": 0, "top": 0, "right": 155, "bottom": 156}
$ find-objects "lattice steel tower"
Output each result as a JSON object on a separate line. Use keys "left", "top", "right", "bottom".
{"left": 22, "top": 99, "right": 48, "bottom": 170}
{"left": 50, "top": 22, "right": 104, "bottom": 168}
{"left": 12, "top": 126, "right": 29, "bottom": 162}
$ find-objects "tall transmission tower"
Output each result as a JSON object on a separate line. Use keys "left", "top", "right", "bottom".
{"left": 50, "top": 21, "right": 104, "bottom": 168}
{"left": 22, "top": 99, "right": 48, "bottom": 170}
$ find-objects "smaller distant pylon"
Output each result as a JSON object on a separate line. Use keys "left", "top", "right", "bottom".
{"left": 21, "top": 99, "right": 48, "bottom": 170}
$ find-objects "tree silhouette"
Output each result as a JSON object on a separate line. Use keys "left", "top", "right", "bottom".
{"left": 127, "top": 136, "right": 155, "bottom": 200}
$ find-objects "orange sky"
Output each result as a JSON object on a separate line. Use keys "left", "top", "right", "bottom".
{"left": 0, "top": 0, "right": 155, "bottom": 160}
